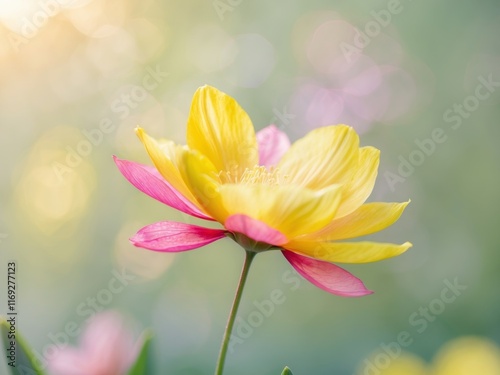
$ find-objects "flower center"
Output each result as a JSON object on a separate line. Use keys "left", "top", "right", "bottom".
{"left": 228, "top": 232, "right": 278, "bottom": 253}
{"left": 218, "top": 165, "right": 288, "bottom": 185}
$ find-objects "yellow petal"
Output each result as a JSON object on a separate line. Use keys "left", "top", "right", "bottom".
{"left": 278, "top": 125, "right": 360, "bottom": 190}
{"left": 135, "top": 127, "right": 200, "bottom": 207}
{"left": 335, "top": 146, "right": 380, "bottom": 218}
{"left": 219, "top": 184, "right": 343, "bottom": 239}
{"left": 304, "top": 201, "right": 410, "bottom": 241}
{"left": 181, "top": 149, "right": 227, "bottom": 223}
{"left": 286, "top": 240, "right": 412, "bottom": 263}
{"left": 186, "top": 85, "right": 258, "bottom": 180}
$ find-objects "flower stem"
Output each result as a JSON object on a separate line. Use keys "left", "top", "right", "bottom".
{"left": 214, "top": 250, "right": 256, "bottom": 375}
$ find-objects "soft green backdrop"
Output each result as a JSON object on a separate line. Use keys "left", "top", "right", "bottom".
{"left": 0, "top": 0, "right": 499, "bottom": 374}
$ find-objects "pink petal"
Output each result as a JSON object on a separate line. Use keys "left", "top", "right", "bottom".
{"left": 131, "top": 221, "right": 227, "bottom": 252}
{"left": 282, "top": 250, "right": 373, "bottom": 297}
{"left": 256, "top": 125, "right": 291, "bottom": 167}
{"left": 114, "top": 156, "right": 213, "bottom": 220}
{"left": 225, "top": 214, "right": 288, "bottom": 246}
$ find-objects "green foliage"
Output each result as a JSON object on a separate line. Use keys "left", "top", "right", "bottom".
{"left": 0, "top": 318, "right": 46, "bottom": 375}
{"left": 127, "top": 331, "right": 154, "bottom": 375}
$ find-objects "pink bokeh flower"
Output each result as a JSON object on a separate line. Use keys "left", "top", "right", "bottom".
{"left": 48, "top": 311, "right": 141, "bottom": 375}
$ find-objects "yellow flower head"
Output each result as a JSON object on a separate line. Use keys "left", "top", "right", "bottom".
{"left": 115, "top": 85, "right": 411, "bottom": 296}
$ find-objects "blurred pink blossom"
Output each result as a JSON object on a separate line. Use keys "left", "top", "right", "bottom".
{"left": 48, "top": 311, "right": 141, "bottom": 375}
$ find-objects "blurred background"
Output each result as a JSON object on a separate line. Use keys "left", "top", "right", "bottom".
{"left": 0, "top": 0, "right": 499, "bottom": 374}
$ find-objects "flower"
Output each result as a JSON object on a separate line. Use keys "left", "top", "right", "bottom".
{"left": 47, "top": 311, "right": 141, "bottom": 375}
{"left": 357, "top": 336, "right": 500, "bottom": 375}
{"left": 114, "top": 85, "right": 411, "bottom": 297}
{"left": 432, "top": 337, "right": 500, "bottom": 375}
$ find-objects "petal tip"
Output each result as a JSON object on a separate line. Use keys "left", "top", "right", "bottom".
{"left": 334, "top": 123, "right": 353, "bottom": 129}
{"left": 196, "top": 84, "right": 216, "bottom": 95}
{"left": 334, "top": 124, "right": 358, "bottom": 136}
{"left": 340, "top": 285, "right": 374, "bottom": 298}
{"left": 395, "top": 241, "right": 413, "bottom": 257}
{"left": 135, "top": 127, "right": 145, "bottom": 139}
{"left": 129, "top": 235, "right": 139, "bottom": 246}
{"left": 347, "top": 290, "right": 374, "bottom": 298}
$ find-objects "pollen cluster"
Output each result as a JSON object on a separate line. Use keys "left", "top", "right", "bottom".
{"left": 218, "top": 165, "right": 288, "bottom": 185}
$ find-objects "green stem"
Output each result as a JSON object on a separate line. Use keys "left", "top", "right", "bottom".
{"left": 214, "top": 250, "right": 256, "bottom": 375}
